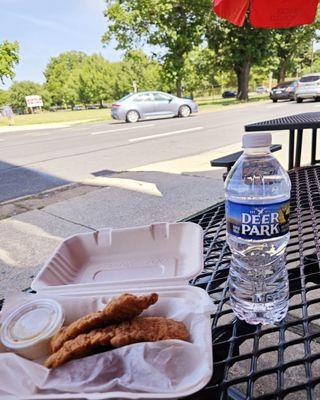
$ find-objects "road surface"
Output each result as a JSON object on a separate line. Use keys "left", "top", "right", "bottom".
{"left": 0, "top": 99, "right": 319, "bottom": 202}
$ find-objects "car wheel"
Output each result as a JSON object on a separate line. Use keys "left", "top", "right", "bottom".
{"left": 296, "top": 98, "right": 303, "bottom": 103}
{"left": 272, "top": 99, "right": 278, "bottom": 103}
{"left": 178, "top": 105, "right": 191, "bottom": 118}
{"left": 126, "top": 110, "right": 140, "bottom": 123}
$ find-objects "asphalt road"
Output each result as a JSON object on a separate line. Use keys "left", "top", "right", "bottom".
{"left": 1, "top": 99, "right": 319, "bottom": 202}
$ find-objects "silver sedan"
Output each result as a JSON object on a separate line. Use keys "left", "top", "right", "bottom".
{"left": 111, "top": 91, "right": 198, "bottom": 123}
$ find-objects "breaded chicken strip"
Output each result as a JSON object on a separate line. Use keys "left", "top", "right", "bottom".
{"left": 46, "top": 326, "right": 115, "bottom": 368}
{"left": 45, "top": 317, "right": 189, "bottom": 368}
{"left": 50, "top": 293, "right": 158, "bottom": 352}
{"left": 109, "top": 316, "right": 189, "bottom": 348}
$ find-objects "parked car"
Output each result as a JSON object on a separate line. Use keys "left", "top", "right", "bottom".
{"left": 222, "top": 91, "right": 236, "bottom": 98}
{"left": 87, "top": 105, "right": 98, "bottom": 110}
{"left": 72, "top": 105, "right": 83, "bottom": 111}
{"left": 111, "top": 91, "right": 198, "bottom": 123}
{"left": 256, "top": 86, "right": 270, "bottom": 94}
{"left": 295, "top": 73, "right": 320, "bottom": 103}
{"left": 270, "top": 80, "right": 298, "bottom": 102}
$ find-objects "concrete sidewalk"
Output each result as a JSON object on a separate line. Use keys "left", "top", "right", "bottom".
{"left": 0, "top": 169, "right": 224, "bottom": 296}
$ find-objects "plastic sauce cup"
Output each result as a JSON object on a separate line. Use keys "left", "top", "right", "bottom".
{"left": 0, "top": 299, "right": 64, "bottom": 360}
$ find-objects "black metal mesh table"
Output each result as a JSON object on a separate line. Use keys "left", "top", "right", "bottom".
{"left": 245, "top": 112, "right": 320, "bottom": 170}
{"left": 1, "top": 167, "right": 320, "bottom": 399}
{"left": 185, "top": 165, "right": 320, "bottom": 400}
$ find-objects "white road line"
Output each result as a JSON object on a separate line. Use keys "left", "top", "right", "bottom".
{"left": 129, "top": 126, "right": 204, "bottom": 142}
{"left": 91, "top": 124, "right": 155, "bottom": 135}
{"left": 24, "top": 131, "right": 64, "bottom": 137}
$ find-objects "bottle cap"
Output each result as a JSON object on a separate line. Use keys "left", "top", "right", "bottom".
{"left": 242, "top": 132, "right": 272, "bottom": 148}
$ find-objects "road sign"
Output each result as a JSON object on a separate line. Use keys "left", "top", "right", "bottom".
{"left": 25, "top": 95, "right": 43, "bottom": 108}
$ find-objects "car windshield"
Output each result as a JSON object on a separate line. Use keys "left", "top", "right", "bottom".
{"left": 300, "top": 75, "right": 320, "bottom": 83}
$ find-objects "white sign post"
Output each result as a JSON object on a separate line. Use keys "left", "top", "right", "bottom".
{"left": 132, "top": 81, "right": 138, "bottom": 93}
{"left": 25, "top": 95, "right": 43, "bottom": 112}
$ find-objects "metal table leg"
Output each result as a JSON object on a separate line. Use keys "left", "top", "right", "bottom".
{"left": 311, "top": 128, "right": 317, "bottom": 165}
{"left": 295, "top": 129, "right": 303, "bottom": 168}
{"left": 289, "top": 129, "right": 295, "bottom": 170}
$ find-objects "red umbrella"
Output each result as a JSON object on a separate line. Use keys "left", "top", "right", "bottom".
{"left": 213, "top": 0, "right": 319, "bottom": 28}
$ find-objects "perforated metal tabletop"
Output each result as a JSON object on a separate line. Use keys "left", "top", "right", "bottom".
{"left": 1, "top": 167, "right": 320, "bottom": 399}
{"left": 245, "top": 112, "right": 320, "bottom": 170}
{"left": 245, "top": 112, "right": 320, "bottom": 131}
{"left": 186, "top": 165, "right": 320, "bottom": 400}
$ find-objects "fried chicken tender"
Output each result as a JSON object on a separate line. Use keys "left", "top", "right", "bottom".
{"left": 109, "top": 316, "right": 189, "bottom": 348}
{"left": 102, "top": 292, "right": 158, "bottom": 323}
{"left": 46, "top": 326, "right": 115, "bottom": 369}
{"left": 50, "top": 293, "right": 158, "bottom": 353}
{"left": 45, "top": 317, "right": 189, "bottom": 368}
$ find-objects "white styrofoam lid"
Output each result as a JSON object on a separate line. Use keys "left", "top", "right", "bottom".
{"left": 32, "top": 222, "right": 204, "bottom": 295}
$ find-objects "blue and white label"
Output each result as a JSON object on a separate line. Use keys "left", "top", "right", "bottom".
{"left": 226, "top": 200, "right": 290, "bottom": 240}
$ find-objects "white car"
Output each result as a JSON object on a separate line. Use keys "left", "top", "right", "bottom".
{"left": 295, "top": 73, "right": 320, "bottom": 103}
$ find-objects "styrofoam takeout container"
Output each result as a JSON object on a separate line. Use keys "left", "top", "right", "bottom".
{"left": 9, "top": 222, "right": 213, "bottom": 399}
{"left": 32, "top": 222, "right": 204, "bottom": 294}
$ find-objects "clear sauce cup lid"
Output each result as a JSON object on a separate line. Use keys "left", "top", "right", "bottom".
{"left": 0, "top": 299, "right": 63, "bottom": 350}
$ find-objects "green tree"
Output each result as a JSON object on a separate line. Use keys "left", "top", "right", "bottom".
{"left": 44, "top": 51, "right": 87, "bottom": 106}
{"left": 0, "top": 89, "right": 9, "bottom": 106}
{"left": 309, "top": 49, "right": 320, "bottom": 74}
{"left": 271, "top": 25, "right": 320, "bottom": 83}
{"left": 121, "top": 50, "right": 163, "bottom": 92}
{"left": 101, "top": 51, "right": 165, "bottom": 100}
{"left": 102, "top": 0, "right": 211, "bottom": 97}
{"left": 183, "top": 46, "right": 218, "bottom": 96}
{"left": 78, "top": 54, "right": 116, "bottom": 106}
{"left": 8, "top": 81, "right": 45, "bottom": 112}
{"left": 207, "top": 18, "right": 274, "bottom": 100}
{"left": 0, "top": 40, "right": 19, "bottom": 84}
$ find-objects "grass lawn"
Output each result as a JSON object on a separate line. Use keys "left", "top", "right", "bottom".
{"left": 0, "top": 95, "right": 269, "bottom": 127}
{"left": 0, "top": 108, "right": 111, "bottom": 126}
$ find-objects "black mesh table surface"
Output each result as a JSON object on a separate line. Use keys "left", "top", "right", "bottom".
{"left": 184, "top": 165, "right": 320, "bottom": 400}
{"left": 1, "top": 167, "right": 320, "bottom": 399}
{"left": 245, "top": 112, "right": 320, "bottom": 170}
{"left": 245, "top": 112, "right": 320, "bottom": 131}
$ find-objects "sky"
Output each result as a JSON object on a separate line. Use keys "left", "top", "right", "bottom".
{"left": 0, "top": 0, "right": 124, "bottom": 89}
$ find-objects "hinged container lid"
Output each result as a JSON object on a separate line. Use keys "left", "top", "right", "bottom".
{"left": 31, "top": 222, "right": 203, "bottom": 295}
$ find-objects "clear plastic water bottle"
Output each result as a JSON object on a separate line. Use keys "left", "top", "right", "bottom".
{"left": 225, "top": 132, "right": 291, "bottom": 325}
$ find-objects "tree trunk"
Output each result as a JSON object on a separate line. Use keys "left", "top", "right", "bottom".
{"left": 235, "top": 60, "right": 251, "bottom": 101}
{"left": 176, "top": 78, "right": 183, "bottom": 98}
{"left": 278, "top": 62, "right": 287, "bottom": 83}
{"left": 99, "top": 99, "right": 103, "bottom": 108}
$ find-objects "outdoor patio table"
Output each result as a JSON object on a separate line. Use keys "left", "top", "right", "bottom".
{"left": 245, "top": 112, "right": 320, "bottom": 170}
{"left": 184, "top": 165, "right": 320, "bottom": 400}
{"left": 1, "top": 166, "right": 320, "bottom": 399}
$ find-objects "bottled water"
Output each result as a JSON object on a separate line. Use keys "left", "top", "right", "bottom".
{"left": 225, "top": 133, "right": 291, "bottom": 325}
